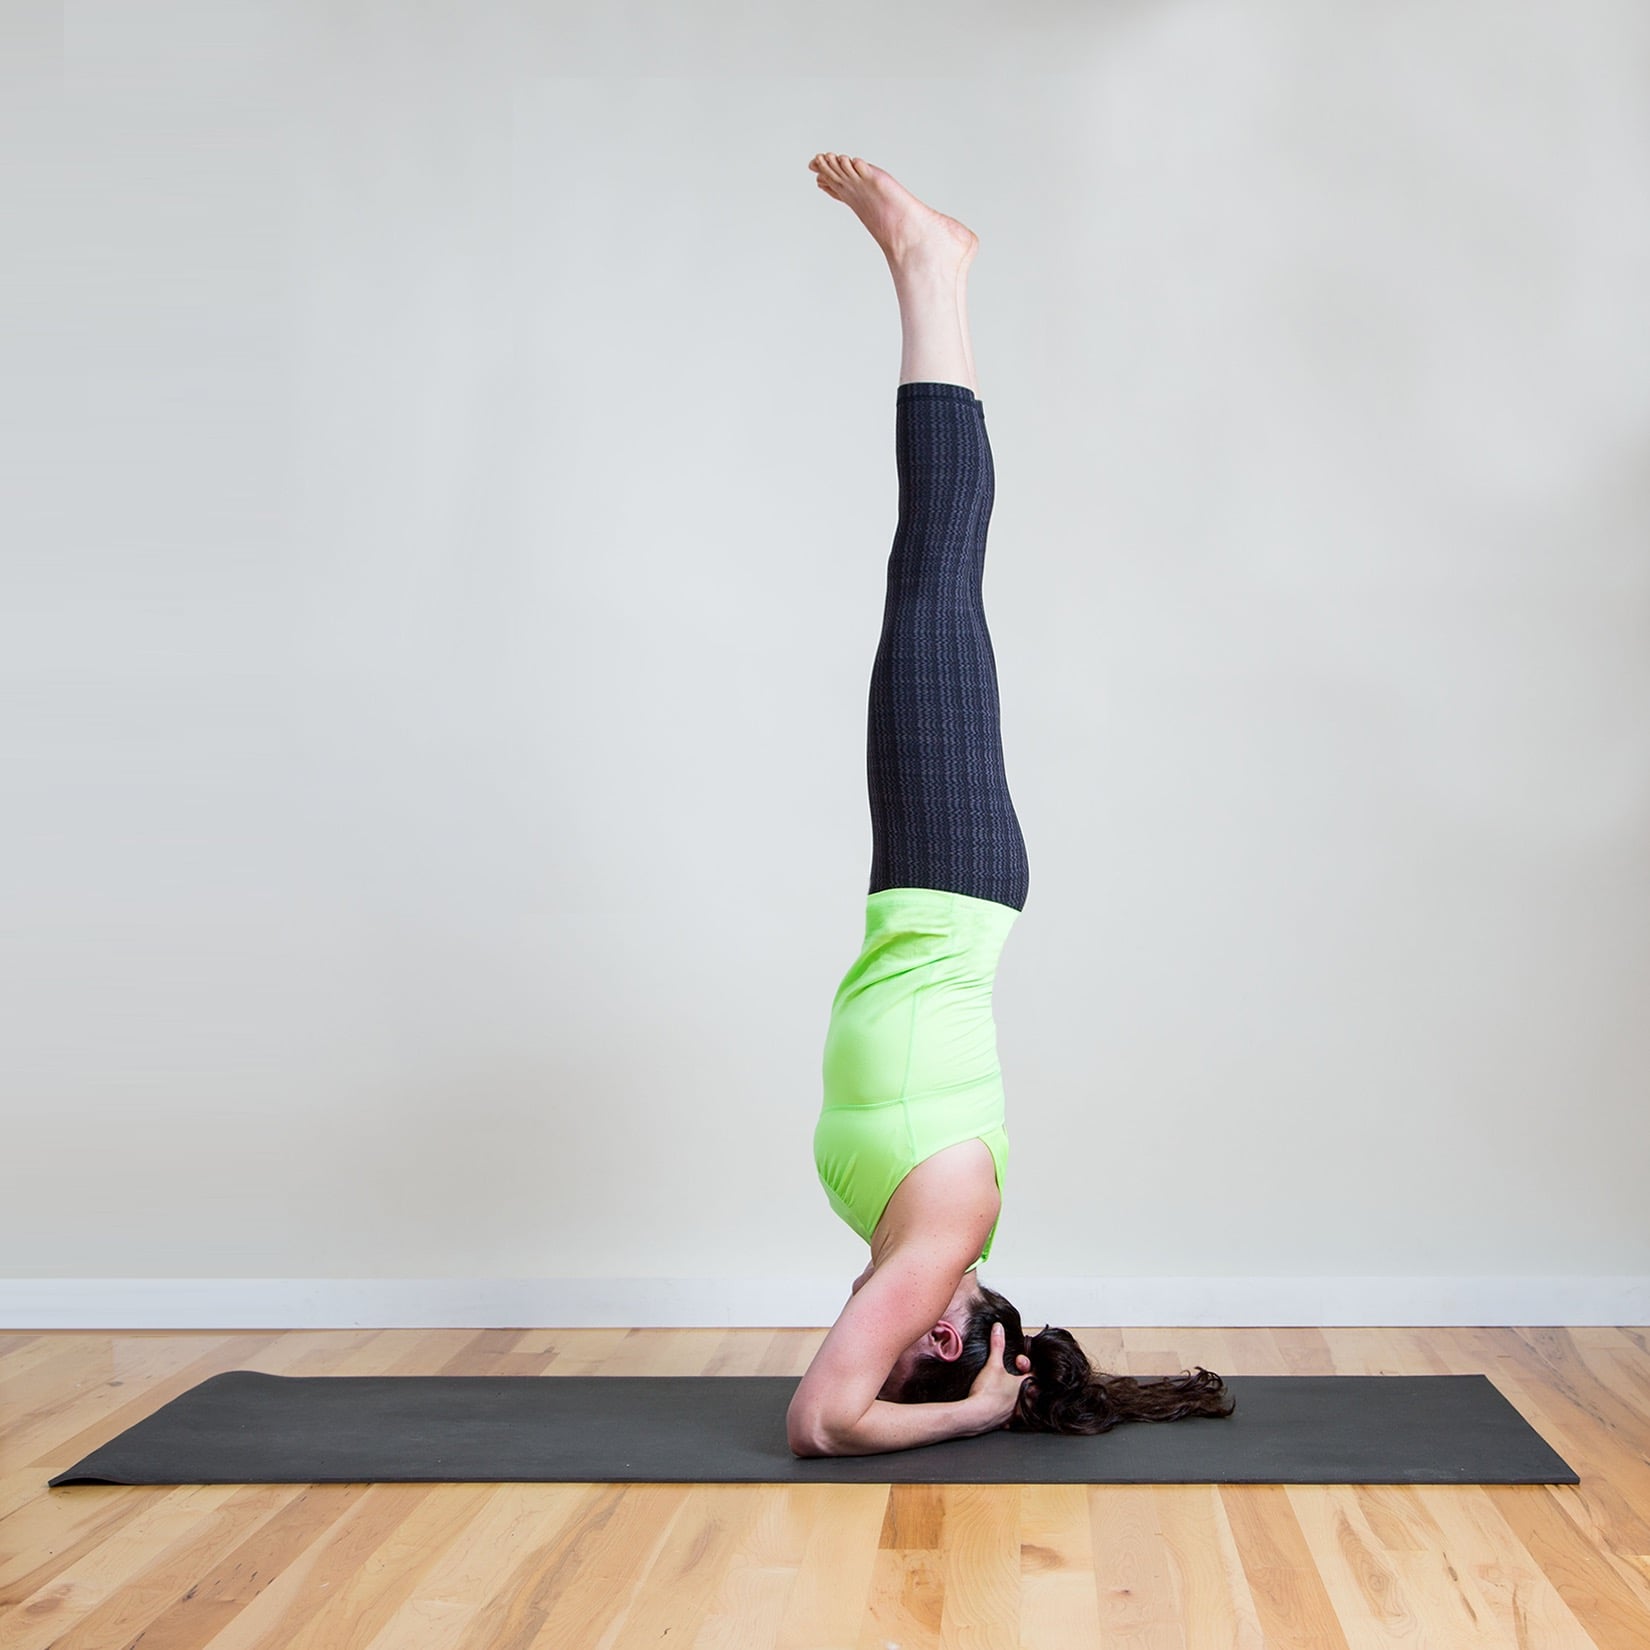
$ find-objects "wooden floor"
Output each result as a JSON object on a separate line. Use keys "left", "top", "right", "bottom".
{"left": 2, "top": 1325, "right": 1648, "bottom": 1648}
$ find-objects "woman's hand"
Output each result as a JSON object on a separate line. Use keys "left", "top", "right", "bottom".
{"left": 965, "top": 1322, "right": 1032, "bottom": 1432}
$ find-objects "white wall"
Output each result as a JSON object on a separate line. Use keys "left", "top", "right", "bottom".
{"left": 5, "top": 0, "right": 1648, "bottom": 1325}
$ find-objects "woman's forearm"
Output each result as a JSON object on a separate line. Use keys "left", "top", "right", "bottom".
{"left": 808, "top": 1395, "right": 992, "bottom": 1458}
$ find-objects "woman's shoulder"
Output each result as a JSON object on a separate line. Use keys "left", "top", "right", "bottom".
{"left": 871, "top": 1138, "right": 1001, "bottom": 1263}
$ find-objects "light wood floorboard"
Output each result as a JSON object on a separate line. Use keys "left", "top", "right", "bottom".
{"left": 1, "top": 1326, "right": 1647, "bottom": 1648}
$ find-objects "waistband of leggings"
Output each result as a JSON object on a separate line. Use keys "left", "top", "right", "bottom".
{"left": 897, "top": 380, "right": 984, "bottom": 414}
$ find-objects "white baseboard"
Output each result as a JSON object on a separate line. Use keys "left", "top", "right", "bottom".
{"left": 2, "top": 1275, "right": 1646, "bottom": 1330}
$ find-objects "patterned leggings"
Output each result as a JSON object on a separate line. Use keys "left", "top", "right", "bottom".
{"left": 866, "top": 381, "right": 1030, "bottom": 912}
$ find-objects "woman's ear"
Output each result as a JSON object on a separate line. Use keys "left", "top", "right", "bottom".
{"left": 929, "top": 1319, "right": 966, "bottom": 1361}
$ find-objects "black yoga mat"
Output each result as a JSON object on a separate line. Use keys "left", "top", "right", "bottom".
{"left": 48, "top": 1370, "right": 1576, "bottom": 1486}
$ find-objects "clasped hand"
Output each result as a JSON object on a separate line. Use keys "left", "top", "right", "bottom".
{"left": 965, "top": 1322, "right": 1032, "bottom": 1431}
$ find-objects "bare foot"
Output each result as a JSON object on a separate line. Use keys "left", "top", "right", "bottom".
{"left": 808, "top": 152, "right": 977, "bottom": 276}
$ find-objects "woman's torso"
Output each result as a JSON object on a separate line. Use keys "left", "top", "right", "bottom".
{"left": 814, "top": 886, "right": 1020, "bottom": 1267}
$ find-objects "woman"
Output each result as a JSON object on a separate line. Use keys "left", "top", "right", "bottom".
{"left": 787, "top": 154, "right": 1235, "bottom": 1458}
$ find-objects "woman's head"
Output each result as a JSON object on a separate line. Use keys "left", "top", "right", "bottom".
{"left": 889, "top": 1283, "right": 1237, "bottom": 1434}
{"left": 891, "top": 1283, "right": 1023, "bottom": 1405}
{"left": 873, "top": 1271, "right": 982, "bottom": 1400}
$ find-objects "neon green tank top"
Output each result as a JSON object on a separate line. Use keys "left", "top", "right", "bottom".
{"left": 814, "top": 886, "right": 1020, "bottom": 1267}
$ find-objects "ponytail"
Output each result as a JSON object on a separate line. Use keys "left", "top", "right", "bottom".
{"left": 1013, "top": 1322, "right": 1234, "bottom": 1434}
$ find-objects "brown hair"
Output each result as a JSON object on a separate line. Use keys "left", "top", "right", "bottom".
{"left": 895, "top": 1284, "right": 1236, "bottom": 1433}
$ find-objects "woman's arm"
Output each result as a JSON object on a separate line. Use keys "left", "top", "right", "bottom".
{"left": 793, "top": 1393, "right": 991, "bottom": 1457}
{"left": 787, "top": 1243, "right": 957, "bottom": 1453}
{"left": 794, "top": 1322, "right": 1030, "bottom": 1457}
{"left": 787, "top": 1239, "right": 995, "bottom": 1457}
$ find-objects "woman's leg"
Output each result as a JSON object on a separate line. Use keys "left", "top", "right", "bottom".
{"left": 809, "top": 154, "right": 1028, "bottom": 910}
{"left": 866, "top": 380, "right": 1028, "bottom": 910}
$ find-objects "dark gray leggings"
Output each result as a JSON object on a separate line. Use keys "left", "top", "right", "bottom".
{"left": 866, "top": 381, "right": 1030, "bottom": 912}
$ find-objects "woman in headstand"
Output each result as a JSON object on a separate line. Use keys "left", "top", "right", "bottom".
{"left": 788, "top": 154, "right": 1235, "bottom": 1458}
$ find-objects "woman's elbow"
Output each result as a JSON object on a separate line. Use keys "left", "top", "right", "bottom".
{"left": 787, "top": 1422, "right": 829, "bottom": 1458}
{"left": 786, "top": 1409, "right": 842, "bottom": 1458}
